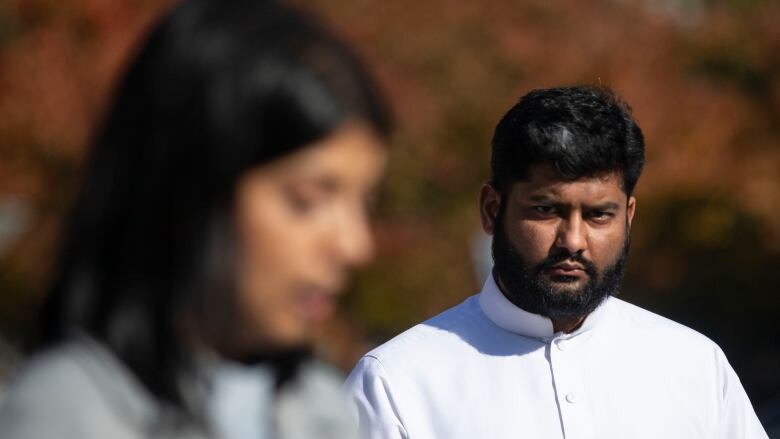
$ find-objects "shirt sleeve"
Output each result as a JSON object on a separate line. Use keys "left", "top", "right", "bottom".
{"left": 715, "top": 347, "right": 769, "bottom": 439}
{"left": 343, "top": 356, "right": 409, "bottom": 439}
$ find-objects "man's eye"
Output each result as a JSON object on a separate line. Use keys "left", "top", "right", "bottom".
{"left": 533, "top": 205, "right": 555, "bottom": 215}
{"left": 588, "top": 211, "right": 613, "bottom": 221}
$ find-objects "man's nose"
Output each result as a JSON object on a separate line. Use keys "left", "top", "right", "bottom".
{"left": 555, "top": 215, "right": 587, "bottom": 254}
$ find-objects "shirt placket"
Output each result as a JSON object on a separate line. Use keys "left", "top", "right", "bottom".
{"left": 547, "top": 335, "right": 595, "bottom": 439}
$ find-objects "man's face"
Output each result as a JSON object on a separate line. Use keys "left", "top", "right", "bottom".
{"left": 480, "top": 164, "right": 636, "bottom": 321}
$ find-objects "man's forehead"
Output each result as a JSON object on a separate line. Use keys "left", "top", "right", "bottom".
{"left": 510, "top": 164, "right": 627, "bottom": 199}
{"left": 526, "top": 163, "right": 620, "bottom": 181}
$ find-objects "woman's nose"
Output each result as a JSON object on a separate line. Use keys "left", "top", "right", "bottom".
{"left": 332, "top": 207, "right": 375, "bottom": 268}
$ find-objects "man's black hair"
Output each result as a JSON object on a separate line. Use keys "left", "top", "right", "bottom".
{"left": 491, "top": 85, "right": 645, "bottom": 197}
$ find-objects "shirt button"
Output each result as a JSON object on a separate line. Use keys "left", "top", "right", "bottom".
{"left": 565, "top": 393, "right": 576, "bottom": 404}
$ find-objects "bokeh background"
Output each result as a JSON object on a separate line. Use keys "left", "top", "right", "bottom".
{"left": 0, "top": 0, "right": 778, "bottom": 429}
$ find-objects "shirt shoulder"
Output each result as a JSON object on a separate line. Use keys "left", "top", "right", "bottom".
{"left": 605, "top": 299, "right": 769, "bottom": 437}
{"left": 362, "top": 295, "right": 485, "bottom": 365}
{"left": 605, "top": 297, "right": 723, "bottom": 355}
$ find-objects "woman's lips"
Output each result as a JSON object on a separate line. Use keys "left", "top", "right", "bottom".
{"left": 295, "top": 289, "right": 338, "bottom": 321}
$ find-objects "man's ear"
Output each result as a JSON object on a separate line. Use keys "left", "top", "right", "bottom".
{"left": 627, "top": 196, "right": 636, "bottom": 228}
{"left": 480, "top": 183, "right": 502, "bottom": 235}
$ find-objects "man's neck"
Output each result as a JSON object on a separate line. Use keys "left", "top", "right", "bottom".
{"left": 552, "top": 316, "right": 586, "bottom": 334}
{"left": 495, "top": 274, "right": 588, "bottom": 334}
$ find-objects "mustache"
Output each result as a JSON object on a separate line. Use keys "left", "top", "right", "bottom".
{"left": 534, "top": 250, "right": 598, "bottom": 276}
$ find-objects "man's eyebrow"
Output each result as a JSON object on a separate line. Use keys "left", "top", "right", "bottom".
{"left": 528, "top": 194, "right": 555, "bottom": 202}
{"left": 588, "top": 202, "right": 620, "bottom": 210}
{"left": 526, "top": 196, "right": 621, "bottom": 210}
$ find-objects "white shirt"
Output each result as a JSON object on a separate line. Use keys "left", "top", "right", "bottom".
{"left": 344, "top": 274, "right": 768, "bottom": 439}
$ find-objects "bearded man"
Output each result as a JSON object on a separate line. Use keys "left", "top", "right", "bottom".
{"left": 344, "top": 86, "right": 768, "bottom": 438}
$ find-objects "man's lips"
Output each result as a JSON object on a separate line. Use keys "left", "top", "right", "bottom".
{"left": 544, "top": 262, "right": 587, "bottom": 277}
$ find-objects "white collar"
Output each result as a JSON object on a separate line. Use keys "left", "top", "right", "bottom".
{"left": 477, "top": 270, "right": 608, "bottom": 341}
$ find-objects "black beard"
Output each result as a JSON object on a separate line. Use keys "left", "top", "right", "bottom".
{"left": 491, "top": 211, "right": 629, "bottom": 322}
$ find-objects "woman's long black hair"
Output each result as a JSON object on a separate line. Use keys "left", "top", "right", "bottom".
{"left": 39, "top": 0, "right": 390, "bottom": 409}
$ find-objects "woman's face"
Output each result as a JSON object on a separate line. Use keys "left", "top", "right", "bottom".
{"left": 232, "top": 123, "right": 386, "bottom": 351}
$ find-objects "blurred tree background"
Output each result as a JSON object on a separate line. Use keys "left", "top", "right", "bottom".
{"left": 0, "top": 0, "right": 778, "bottom": 414}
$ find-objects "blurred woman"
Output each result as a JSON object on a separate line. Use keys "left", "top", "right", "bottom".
{"left": 0, "top": 0, "right": 390, "bottom": 438}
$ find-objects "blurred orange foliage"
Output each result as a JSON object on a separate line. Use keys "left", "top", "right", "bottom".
{"left": 0, "top": 0, "right": 778, "bottom": 404}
